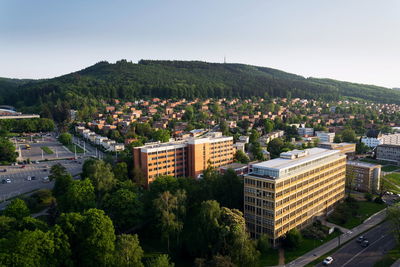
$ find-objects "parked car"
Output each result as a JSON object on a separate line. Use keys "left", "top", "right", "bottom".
{"left": 27, "top": 176, "right": 31, "bottom": 181}
{"left": 357, "top": 236, "right": 365, "bottom": 243}
{"left": 323, "top": 256, "right": 333, "bottom": 265}
{"left": 42, "top": 176, "right": 50, "bottom": 183}
{"left": 31, "top": 176, "right": 36, "bottom": 180}
{"left": 1, "top": 169, "right": 6, "bottom": 172}
{"left": 21, "top": 165, "right": 26, "bottom": 168}
{"left": 1, "top": 179, "right": 6, "bottom": 184}
{"left": 361, "top": 240, "right": 369, "bottom": 247}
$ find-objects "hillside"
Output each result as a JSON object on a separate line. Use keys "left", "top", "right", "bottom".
{"left": 1, "top": 60, "right": 400, "bottom": 113}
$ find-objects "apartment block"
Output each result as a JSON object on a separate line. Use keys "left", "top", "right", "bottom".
{"left": 376, "top": 144, "right": 400, "bottom": 164}
{"left": 315, "top": 131, "right": 335, "bottom": 143}
{"left": 244, "top": 148, "right": 346, "bottom": 246}
{"left": 346, "top": 161, "right": 381, "bottom": 193}
{"left": 297, "top": 127, "right": 314, "bottom": 137}
{"left": 133, "top": 132, "right": 234, "bottom": 186}
{"left": 362, "top": 132, "right": 400, "bottom": 148}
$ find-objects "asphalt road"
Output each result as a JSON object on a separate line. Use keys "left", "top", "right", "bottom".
{"left": 315, "top": 221, "right": 396, "bottom": 267}
{"left": 0, "top": 159, "right": 83, "bottom": 203}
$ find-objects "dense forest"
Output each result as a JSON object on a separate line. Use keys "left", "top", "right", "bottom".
{"left": 1, "top": 60, "right": 400, "bottom": 114}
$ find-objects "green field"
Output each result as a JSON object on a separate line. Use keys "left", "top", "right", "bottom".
{"left": 373, "top": 248, "right": 400, "bottom": 267}
{"left": 382, "top": 173, "right": 400, "bottom": 194}
{"left": 259, "top": 248, "right": 279, "bottom": 266}
{"left": 41, "top": 146, "right": 53, "bottom": 154}
{"left": 65, "top": 144, "right": 84, "bottom": 154}
{"left": 328, "top": 200, "right": 386, "bottom": 229}
{"left": 284, "top": 231, "right": 341, "bottom": 264}
{"left": 382, "top": 165, "right": 400, "bottom": 172}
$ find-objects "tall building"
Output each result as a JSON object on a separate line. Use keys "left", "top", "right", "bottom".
{"left": 244, "top": 148, "right": 346, "bottom": 246}
{"left": 315, "top": 131, "right": 335, "bottom": 143}
{"left": 376, "top": 144, "right": 400, "bottom": 164}
{"left": 346, "top": 161, "right": 381, "bottom": 193}
{"left": 133, "top": 132, "right": 234, "bottom": 186}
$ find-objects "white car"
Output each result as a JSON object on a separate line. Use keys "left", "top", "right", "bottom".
{"left": 42, "top": 176, "right": 50, "bottom": 183}
{"left": 6, "top": 178, "right": 11, "bottom": 184}
{"left": 27, "top": 176, "right": 31, "bottom": 181}
{"left": 323, "top": 256, "right": 333, "bottom": 265}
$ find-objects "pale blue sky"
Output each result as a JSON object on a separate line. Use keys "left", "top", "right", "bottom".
{"left": 1, "top": 0, "right": 399, "bottom": 88}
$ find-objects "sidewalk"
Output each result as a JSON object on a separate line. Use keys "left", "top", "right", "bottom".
{"left": 283, "top": 208, "right": 387, "bottom": 267}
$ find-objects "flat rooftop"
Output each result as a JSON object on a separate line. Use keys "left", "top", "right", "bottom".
{"left": 253, "top": 148, "right": 339, "bottom": 171}
{"left": 347, "top": 161, "right": 381, "bottom": 168}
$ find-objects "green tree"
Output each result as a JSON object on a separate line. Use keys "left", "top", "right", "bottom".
{"left": 264, "top": 119, "right": 274, "bottom": 134}
{"left": 153, "top": 191, "right": 184, "bottom": 252}
{"left": 341, "top": 129, "right": 357, "bottom": 143}
{"left": 113, "top": 162, "right": 129, "bottom": 181}
{"left": 80, "top": 209, "right": 116, "bottom": 266}
{"left": 114, "top": 234, "right": 144, "bottom": 267}
{"left": 234, "top": 150, "right": 249, "bottom": 164}
{"left": 146, "top": 254, "right": 175, "bottom": 267}
{"left": 152, "top": 129, "right": 170, "bottom": 142}
{"left": 387, "top": 204, "right": 400, "bottom": 245}
{"left": 82, "top": 159, "right": 116, "bottom": 202}
{"left": 4, "top": 198, "right": 30, "bottom": 220}
{"left": 58, "top": 179, "right": 96, "bottom": 212}
{"left": 282, "top": 228, "right": 303, "bottom": 250}
{"left": 58, "top": 132, "right": 72, "bottom": 145}
{"left": 102, "top": 189, "right": 143, "bottom": 232}
{"left": 267, "top": 138, "right": 285, "bottom": 158}
{"left": 0, "top": 137, "right": 17, "bottom": 163}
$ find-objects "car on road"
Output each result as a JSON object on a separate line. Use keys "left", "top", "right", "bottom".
{"left": 2, "top": 178, "right": 11, "bottom": 184}
{"left": 31, "top": 176, "right": 36, "bottom": 180}
{"left": 42, "top": 176, "right": 50, "bottom": 183}
{"left": 27, "top": 176, "right": 31, "bottom": 181}
{"left": 361, "top": 240, "right": 369, "bottom": 247}
{"left": 357, "top": 235, "right": 365, "bottom": 243}
{"left": 322, "top": 256, "right": 333, "bottom": 265}
{"left": 1, "top": 169, "right": 6, "bottom": 172}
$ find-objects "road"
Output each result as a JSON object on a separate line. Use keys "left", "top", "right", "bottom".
{"left": 315, "top": 221, "right": 396, "bottom": 267}
{"left": 0, "top": 159, "right": 83, "bottom": 203}
{"left": 287, "top": 209, "right": 388, "bottom": 267}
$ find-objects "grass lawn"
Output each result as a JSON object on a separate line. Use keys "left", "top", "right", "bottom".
{"left": 373, "top": 247, "right": 400, "bottom": 267}
{"left": 284, "top": 230, "right": 341, "bottom": 264}
{"left": 65, "top": 144, "right": 84, "bottom": 153}
{"left": 359, "top": 158, "right": 392, "bottom": 165}
{"left": 382, "top": 165, "right": 400, "bottom": 172}
{"left": 328, "top": 201, "right": 386, "bottom": 229}
{"left": 382, "top": 173, "right": 400, "bottom": 194}
{"left": 41, "top": 146, "right": 54, "bottom": 154}
{"left": 258, "top": 248, "right": 279, "bottom": 266}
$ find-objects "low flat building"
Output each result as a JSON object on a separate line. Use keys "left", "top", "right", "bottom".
{"left": 318, "top": 142, "right": 356, "bottom": 159}
{"left": 244, "top": 148, "right": 346, "bottom": 246}
{"left": 219, "top": 163, "right": 249, "bottom": 176}
{"left": 315, "top": 131, "right": 335, "bottom": 143}
{"left": 297, "top": 127, "right": 314, "bottom": 137}
{"left": 376, "top": 144, "right": 400, "bottom": 164}
{"left": 346, "top": 161, "right": 381, "bottom": 193}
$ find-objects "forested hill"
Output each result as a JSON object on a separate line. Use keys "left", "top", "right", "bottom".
{"left": 1, "top": 60, "right": 400, "bottom": 113}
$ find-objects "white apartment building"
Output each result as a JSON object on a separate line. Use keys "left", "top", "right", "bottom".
{"left": 316, "top": 131, "right": 335, "bottom": 143}
{"left": 362, "top": 133, "right": 400, "bottom": 148}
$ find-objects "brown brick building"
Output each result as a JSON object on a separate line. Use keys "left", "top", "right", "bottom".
{"left": 346, "top": 161, "right": 381, "bottom": 193}
{"left": 133, "top": 132, "right": 234, "bottom": 186}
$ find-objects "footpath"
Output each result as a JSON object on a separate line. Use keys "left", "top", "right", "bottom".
{"left": 270, "top": 208, "right": 387, "bottom": 267}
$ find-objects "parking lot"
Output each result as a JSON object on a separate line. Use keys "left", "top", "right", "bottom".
{"left": 0, "top": 159, "right": 83, "bottom": 202}
{"left": 15, "top": 134, "right": 75, "bottom": 161}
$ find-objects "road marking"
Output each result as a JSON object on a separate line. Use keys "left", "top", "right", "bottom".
{"left": 342, "top": 234, "right": 386, "bottom": 267}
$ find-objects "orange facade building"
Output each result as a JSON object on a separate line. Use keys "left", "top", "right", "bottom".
{"left": 133, "top": 132, "right": 234, "bottom": 186}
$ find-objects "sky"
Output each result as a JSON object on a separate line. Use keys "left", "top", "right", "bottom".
{"left": 1, "top": 0, "right": 399, "bottom": 88}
